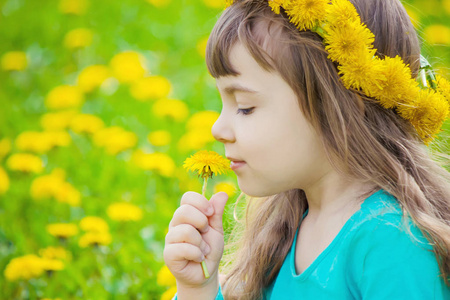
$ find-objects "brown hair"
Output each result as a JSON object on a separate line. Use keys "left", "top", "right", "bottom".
{"left": 205, "top": 0, "right": 450, "bottom": 299}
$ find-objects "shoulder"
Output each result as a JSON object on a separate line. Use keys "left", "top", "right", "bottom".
{"left": 345, "top": 190, "right": 449, "bottom": 298}
{"left": 351, "top": 189, "right": 433, "bottom": 253}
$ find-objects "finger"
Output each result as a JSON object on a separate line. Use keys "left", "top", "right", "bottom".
{"left": 208, "top": 192, "right": 229, "bottom": 233}
{"left": 169, "top": 205, "right": 210, "bottom": 233}
{"left": 165, "top": 224, "right": 211, "bottom": 255}
{"left": 180, "top": 191, "right": 214, "bottom": 217}
{"left": 164, "top": 243, "right": 205, "bottom": 264}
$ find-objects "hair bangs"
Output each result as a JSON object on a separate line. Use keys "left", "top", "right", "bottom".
{"left": 205, "top": 5, "right": 242, "bottom": 78}
{"left": 205, "top": 1, "right": 286, "bottom": 79}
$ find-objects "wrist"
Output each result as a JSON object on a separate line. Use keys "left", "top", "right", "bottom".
{"left": 176, "top": 275, "right": 220, "bottom": 300}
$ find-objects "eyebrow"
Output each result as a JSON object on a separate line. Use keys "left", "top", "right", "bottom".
{"left": 216, "top": 83, "right": 259, "bottom": 95}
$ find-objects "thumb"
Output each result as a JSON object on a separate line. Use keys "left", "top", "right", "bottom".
{"left": 208, "top": 192, "right": 229, "bottom": 233}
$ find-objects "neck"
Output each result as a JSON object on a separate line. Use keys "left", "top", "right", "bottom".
{"left": 303, "top": 169, "right": 377, "bottom": 223}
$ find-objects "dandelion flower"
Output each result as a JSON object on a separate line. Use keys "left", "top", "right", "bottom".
{"left": 92, "top": 126, "right": 138, "bottom": 155}
{"left": 77, "top": 65, "right": 110, "bottom": 93}
{"left": 160, "top": 286, "right": 177, "bottom": 300}
{"left": 40, "top": 110, "right": 78, "bottom": 131}
{"left": 131, "top": 150, "right": 176, "bottom": 177}
{"left": 15, "top": 131, "right": 53, "bottom": 153}
{"left": 338, "top": 50, "right": 385, "bottom": 94}
{"left": 4, "top": 255, "right": 45, "bottom": 281}
{"left": 435, "top": 75, "right": 450, "bottom": 103}
{"left": 0, "top": 167, "right": 10, "bottom": 195}
{"left": 214, "top": 181, "right": 237, "bottom": 197}
{"left": 326, "top": 0, "right": 360, "bottom": 28}
{"left": 45, "top": 85, "right": 84, "bottom": 110}
{"left": 80, "top": 216, "right": 109, "bottom": 233}
{"left": 39, "top": 246, "right": 71, "bottom": 261}
{"left": 196, "top": 36, "right": 208, "bottom": 58}
{"left": 404, "top": 7, "right": 420, "bottom": 29}
{"left": 324, "top": 21, "right": 374, "bottom": 64}
{"left": 69, "top": 114, "right": 105, "bottom": 134}
{"left": 424, "top": 25, "right": 450, "bottom": 45}
{"left": 445, "top": 0, "right": 450, "bottom": 15}
{"left": 177, "top": 129, "right": 215, "bottom": 152}
{"left": 183, "top": 150, "right": 230, "bottom": 279}
{"left": 186, "top": 111, "right": 219, "bottom": 132}
{"left": 0, "top": 138, "right": 12, "bottom": 159}
{"left": 79, "top": 231, "right": 112, "bottom": 247}
{"left": 268, "top": 0, "right": 285, "bottom": 14}
{"left": 157, "top": 265, "right": 177, "bottom": 286}
{"left": 373, "top": 56, "right": 417, "bottom": 109}
{"left": 130, "top": 75, "right": 172, "bottom": 101}
{"left": 46, "top": 223, "right": 79, "bottom": 239}
{"left": 148, "top": 130, "right": 171, "bottom": 147}
{"left": 6, "top": 153, "right": 44, "bottom": 174}
{"left": 152, "top": 98, "right": 189, "bottom": 122}
{"left": 183, "top": 150, "right": 230, "bottom": 179}
{"left": 397, "top": 89, "right": 449, "bottom": 143}
{"left": 107, "top": 202, "right": 143, "bottom": 221}
{"left": 224, "top": 0, "right": 234, "bottom": 8}
{"left": 284, "top": 0, "right": 328, "bottom": 31}
{"left": 41, "top": 258, "right": 64, "bottom": 272}
{"left": 59, "top": 0, "right": 89, "bottom": 15}
{"left": 1, "top": 51, "right": 27, "bottom": 71}
{"left": 110, "top": 51, "right": 147, "bottom": 84}
{"left": 30, "top": 169, "right": 66, "bottom": 201}
{"left": 63, "top": 28, "right": 93, "bottom": 49}
{"left": 54, "top": 182, "right": 81, "bottom": 206}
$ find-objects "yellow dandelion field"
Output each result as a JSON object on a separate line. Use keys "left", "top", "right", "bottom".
{"left": 0, "top": 0, "right": 448, "bottom": 298}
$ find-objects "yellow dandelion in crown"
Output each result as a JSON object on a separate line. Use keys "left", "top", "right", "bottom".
{"left": 435, "top": 75, "right": 450, "bottom": 103}
{"left": 373, "top": 56, "right": 418, "bottom": 109}
{"left": 338, "top": 50, "right": 385, "bottom": 94}
{"left": 397, "top": 89, "right": 449, "bottom": 144}
{"left": 183, "top": 150, "right": 230, "bottom": 279}
{"left": 268, "top": 0, "right": 284, "bottom": 14}
{"left": 324, "top": 20, "right": 374, "bottom": 64}
{"left": 325, "top": 0, "right": 360, "bottom": 28}
{"left": 284, "top": 0, "right": 328, "bottom": 31}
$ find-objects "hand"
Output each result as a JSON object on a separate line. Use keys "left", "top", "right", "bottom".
{"left": 164, "top": 191, "right": 229, "bottom": 288}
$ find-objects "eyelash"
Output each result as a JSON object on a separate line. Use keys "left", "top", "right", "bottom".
{"left": 236, "top": 107, "right": 255, "bottom": 115}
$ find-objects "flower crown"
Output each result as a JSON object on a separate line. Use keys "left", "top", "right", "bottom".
{"left": 224, "top": 0, "right": 450, "bottom": 144}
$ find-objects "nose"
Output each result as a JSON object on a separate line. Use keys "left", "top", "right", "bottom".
{"left": 212, "top": 110, "right": 235, "bottom": 143}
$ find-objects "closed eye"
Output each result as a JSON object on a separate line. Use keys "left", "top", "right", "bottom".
{"left": 237, "top": 107, "right": 255, "bottom": 115}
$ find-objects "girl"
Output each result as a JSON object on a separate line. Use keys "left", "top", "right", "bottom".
{"left": 164, "top": 0, "right": 450, "bottom": 299}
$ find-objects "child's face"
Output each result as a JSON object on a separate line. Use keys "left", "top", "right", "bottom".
{"left": 212, "top": 43, "right": 332, "bottom": 197}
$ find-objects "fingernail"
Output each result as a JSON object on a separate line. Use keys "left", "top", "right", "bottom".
{"left": 201, "top": 254, "right": 205, "bottom": 261}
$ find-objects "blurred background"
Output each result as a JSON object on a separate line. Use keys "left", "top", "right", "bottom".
{"left": 0, "top": 0, "right": 448, "bottom": 299}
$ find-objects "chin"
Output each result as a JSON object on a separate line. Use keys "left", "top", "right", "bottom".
{"left": 238, "top": 182, "right": 280, "bottom": 198}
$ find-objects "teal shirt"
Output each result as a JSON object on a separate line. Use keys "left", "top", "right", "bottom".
{"left": 174, "top": 189, "right": 449, "bottom": 299}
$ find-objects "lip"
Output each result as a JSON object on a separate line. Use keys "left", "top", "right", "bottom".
{"left": 226, "top": 156, "right": 246, "bottom": 171}
{"left": 230, "top": 161, "right": 246, "bottom": 170}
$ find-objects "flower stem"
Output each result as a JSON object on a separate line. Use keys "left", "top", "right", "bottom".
{"left": 201, "top": 176, "right": 210, "bottom": 279}
{"left": 201, "top": 260, "right": 210, "bottom": 279}
{"left": 202, "top": 177, "right": 208, "bottom": 197}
